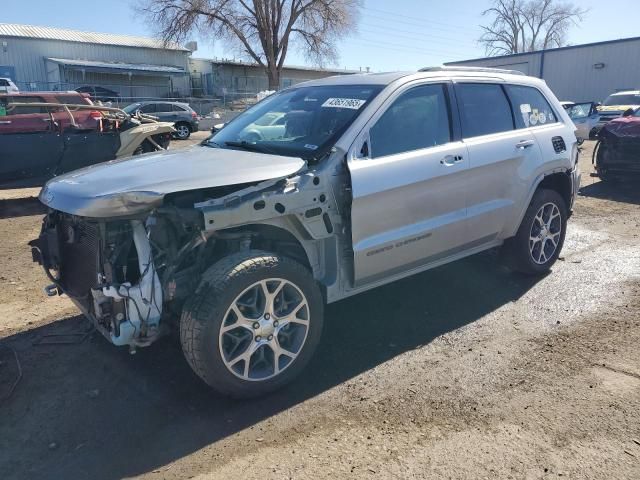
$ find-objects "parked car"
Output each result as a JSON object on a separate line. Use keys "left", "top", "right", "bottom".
{"left": 0, "top": 91, "right": 99, "bottom": 134}
{"left": 0, "top": 77, "right": 19, "bottom": 93}
{"left": 593, "top": 107, "right": 640, "bottom": 181}
{"left": 1, "top": 103, "right": 174, "bottom": 186}
{"left": 31, "top": 67, "right": 579, "bottom": 398}
{"left": 596, "top": 90, "right": 640, "bottom": 130}
{"left": 562, "top": 101, "right": 600, "bottom": 142}
{"left": 75, "top": 86, "right": 121, "bottom": 102}
{"left": 123, "top": 101, "right": 199, "bottom": 139}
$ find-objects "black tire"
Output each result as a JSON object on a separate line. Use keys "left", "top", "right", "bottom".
{"left": 503, "top": 189, "right": 568, "bottom": 275}
{"left": 174, "top": 122, "right": 191, "bottom": 140}
{"left": 180, "top": 250, "right": 324, "bottom": 398}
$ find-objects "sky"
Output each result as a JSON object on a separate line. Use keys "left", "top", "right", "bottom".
{"left": 3, "top": 0, "right": 640, "bottom": 72}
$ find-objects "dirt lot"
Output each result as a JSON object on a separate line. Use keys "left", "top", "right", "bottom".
{"left": 1, "top": 140, "right": 639, "bottom": 480}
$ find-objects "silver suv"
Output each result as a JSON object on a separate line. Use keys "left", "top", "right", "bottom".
{"left": 31, "top": 67, "right": 580, "bottom": 397}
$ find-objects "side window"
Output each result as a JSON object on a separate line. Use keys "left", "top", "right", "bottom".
{"left": 7, "top": 96, "right": 47, "bottom": 114}
{"left": 172, "top": 104, "right": 187, "bottom": 112}
{"left": 0, "top": 79, "right": 9, "bottom": 87}
{"left": 155, "top": 103, "right": 174, "bottom": 113}
{"left": 369, "top": 84, "right": 451, "bottom": 158}
{"left": 505, "top": 85, "right": 558, "bottom": 129}
{"left": 457, "top": 83, "right": 514, "bottom": 138}
{"left": 56, "top": 95, "right": 84, "bottom": 105}
{"left": 140, "top": 104, "right": 157, "bottom": 113}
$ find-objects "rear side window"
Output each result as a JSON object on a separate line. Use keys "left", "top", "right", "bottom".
{"left": 506, "top": 85, "right": 557, "bottom": 129}
{"left": 370, "top": 84, "right": 451, "bottom": 158}
{"left": 0, "top": 79, "right": 9, "bottom": 87}
{"left": 457, "top": 83, "right": 514, "bottom": 138}
{"left": 172, "top": 104, "right": 187, "bottom": 112}
{"left": 155, "top": 103, "right": 174, "bottom": 112}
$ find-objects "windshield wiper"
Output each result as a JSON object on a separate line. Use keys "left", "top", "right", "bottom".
{"left": 224, "top": 141, "right": 279, "bottom": 155}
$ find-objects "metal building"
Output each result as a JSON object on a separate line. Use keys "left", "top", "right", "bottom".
{"left": 0, "top": 23, "right": 193, "bottom": 98}
{"left": 446, "top": 36, "right": 640, "bottom": 103}
{"left": 189, "top": 58, "right": 357, "bottom": 97}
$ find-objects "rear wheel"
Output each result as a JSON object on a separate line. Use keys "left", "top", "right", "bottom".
{"left": 174, "top": 122, "right": 191, "bottom": 140}
{"left": 180, "top": 250, "right": 324, "bottom": 398}
{"left": 503, "top": 189, "right": 567, "bottom": 275}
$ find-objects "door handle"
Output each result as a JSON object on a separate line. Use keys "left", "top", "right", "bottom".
{"left": 516, "top": 139, "right": 536, "bottom": 149}
{"left": 440, "top": 154, "right": 464, "bottom": 166}
{"left": 0, "top": 120, "right": 11, "bottom": 124}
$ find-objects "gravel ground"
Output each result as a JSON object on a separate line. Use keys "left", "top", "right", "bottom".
{"left": 0, "top": 141, "right": 639, "bottom": 480}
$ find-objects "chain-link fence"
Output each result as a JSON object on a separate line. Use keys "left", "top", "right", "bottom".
{"left": 9, "top": 80, "right": 275, "bottom": 128}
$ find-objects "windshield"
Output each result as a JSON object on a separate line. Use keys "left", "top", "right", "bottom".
{"left": 209, "top": 84, "right": 383, "bottom": 159}
{"left": 603, "top": 93, "right": 640, "bottom": 106}
{"left": 123, "top": 103, "right": 142, "bottom": 114}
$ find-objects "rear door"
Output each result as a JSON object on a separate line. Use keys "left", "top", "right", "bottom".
{"left": 349, "top": 82, "right": 469, "bottom": 285}
{"left": 454, "top": 82, "right": 544, "bottom": 243}
{"left": 155, "top": 103, "right": 177, "bottom": 122}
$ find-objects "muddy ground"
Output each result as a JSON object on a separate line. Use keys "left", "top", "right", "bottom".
{"left": 0, "top": 138, "right": 639, "bottom": 480}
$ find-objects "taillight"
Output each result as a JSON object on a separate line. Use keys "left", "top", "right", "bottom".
{"left": 191, "top": 111, "right": 197, "bottom": 119}
{"left": 89, "top": 111, "right": 102, "bottom": 120}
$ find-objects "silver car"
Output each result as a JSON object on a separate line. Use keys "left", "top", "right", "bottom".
{"left": 31, "top": 67, "right": 580, "bottom": 397}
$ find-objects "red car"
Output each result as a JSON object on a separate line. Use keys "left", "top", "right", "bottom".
{"left": 0, "top": 91, "right": 101, "bottom": 134}
{"left": 594, "top": 108, "right": 640, "bottom": 181}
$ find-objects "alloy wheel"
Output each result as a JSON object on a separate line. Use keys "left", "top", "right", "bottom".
{"left": 529, "top": 202, "right": 562, "bottom": 265}
{"left": 176, "top": 125, "right": 190, "bottom": 138}
{"left": 218, "top": 278, "right": 310, "bottom": 381}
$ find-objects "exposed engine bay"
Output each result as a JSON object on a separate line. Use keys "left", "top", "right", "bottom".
{"left": 30, "top": 167, "right": 348, "bottom": 348}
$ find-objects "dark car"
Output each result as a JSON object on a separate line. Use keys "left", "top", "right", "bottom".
{"left": 75, "top": 86, "right": 121, "bottom": 102}
{"left": 123, "top": 101, "right": 199, "bottom": 139}
{"left": 593, "top": 108, "right": 640, "bottom": 181}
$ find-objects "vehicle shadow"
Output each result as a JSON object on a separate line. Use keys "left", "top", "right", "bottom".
{"left": 0, "top": 252, "right": 542, "bottom": 480}
{"left": 579, "top": 179, "right": 640, "bottom": 205}
{"left": 0, "top": 196, "right": 45, "bottom": 219}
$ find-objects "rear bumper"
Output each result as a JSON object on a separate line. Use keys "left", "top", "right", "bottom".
{"left": 190, "top": 121, "right": 199, "bottom": 132}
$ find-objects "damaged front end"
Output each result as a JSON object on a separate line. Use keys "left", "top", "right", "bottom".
{"left": 29, "top": 163, "right": 343, "bottom": 350}
{"left": 30, "top": 213, "right": 164, "bottom": 347}
{"left": 594, "top": 116, "right": 640, "bottom": 177}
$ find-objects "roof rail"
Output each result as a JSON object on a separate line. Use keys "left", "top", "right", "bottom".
{"left": 419, "top": 66, "right": 526, "bottom": 76}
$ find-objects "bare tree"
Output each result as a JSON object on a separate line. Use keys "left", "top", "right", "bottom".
{"left": 139, "top": 0, "right": 362, "bottom": 90}
{"left": 479, "top": 0, "right": 587, "bottom": 56}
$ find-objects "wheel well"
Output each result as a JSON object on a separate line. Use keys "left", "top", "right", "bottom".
{"left": 239, "top": 224, "right": 311, "bottom": 270}
{"left": 538, "top": 172, "right": 572, "bottom": 208}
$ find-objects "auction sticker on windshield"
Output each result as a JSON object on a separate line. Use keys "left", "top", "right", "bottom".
{"left": 322, "top": 98, "right": 367, "bottom": 109}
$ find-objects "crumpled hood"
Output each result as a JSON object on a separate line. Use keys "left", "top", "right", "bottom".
{"left": 40, "top": 145, "right": 306, "bottom": 217}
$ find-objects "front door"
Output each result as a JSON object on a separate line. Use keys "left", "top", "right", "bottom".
{"left": 348, "top": 82, "right": 469, "bottom": 285}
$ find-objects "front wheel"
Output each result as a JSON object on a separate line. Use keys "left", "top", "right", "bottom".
{"left": 503, "top": 189, "right": 568, "bottom": 275}
{"left": 180, "top": 251, "right": 324, "bottom": 398}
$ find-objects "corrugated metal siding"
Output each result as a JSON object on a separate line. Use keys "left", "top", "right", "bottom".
{"left": 0, "top": 36, "right": 191, "bottom": 95}
{"left": 447, "top": 38, "right": 640, "bottom": 103}
{"left": 447, "top": 53, "right": 542, "bottom": 77}
{"left": 542, "top": 40, "right": 640, "bottom": 102}
{"left": 0, "top": 23, "right": 186, "bottom": 50}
